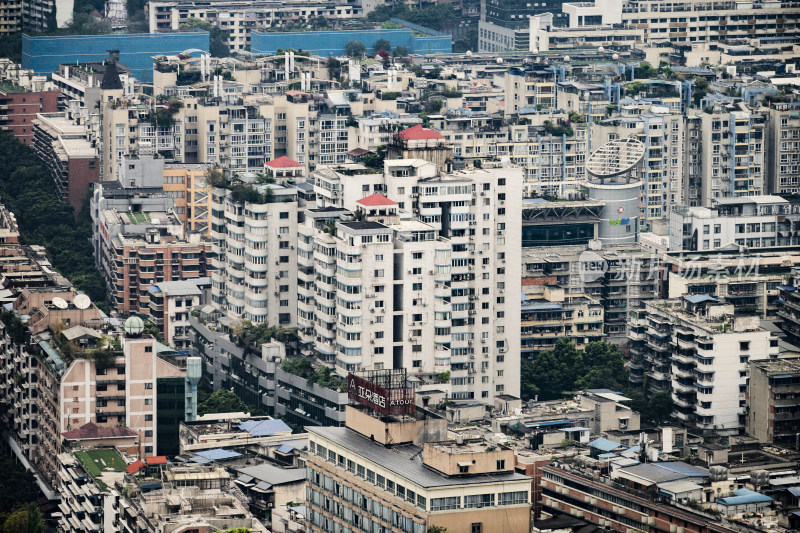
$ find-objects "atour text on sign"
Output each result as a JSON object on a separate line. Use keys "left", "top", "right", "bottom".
{"left": 347, "top": 373, "right": 415, "bottom": 417}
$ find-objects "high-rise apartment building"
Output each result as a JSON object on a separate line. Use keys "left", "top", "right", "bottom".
{"left": 630, "top": 297, "right": 777, "bottom": 435}
{"left": 210, "top": 181, "right": 299, "bottom": 326}
{"left": 299, "top": 159, "right": 522, "bottom": 401}
{"left": 766, "top": 103, "right": 800, "bottom": 195}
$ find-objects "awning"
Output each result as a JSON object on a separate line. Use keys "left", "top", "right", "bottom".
{"left": 457, "top": 461, "right": 472, "bottom": 467}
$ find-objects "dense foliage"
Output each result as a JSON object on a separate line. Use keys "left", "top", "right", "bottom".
{"left": 198, "top": 390, "right": 249, "bottom": 415}
{"left": 366, "top": 4, "right": 458, "bottom": 33}
{"left": 521, "top": 338, "right": 675, "bottom": 425}
{"left": 521, "top": 339, "right": 627, "bottom": 401}
{"left": 0, "top": 457, "right": 43, "bottom": 532}
{"left": 280, "top": 358, "right": 344, "bottom": 390}
{"left": 0, "top": 134, "right": 107, "bottom": 308}
{"left": 180, "top": 18, "right": 230, "bottom": 58}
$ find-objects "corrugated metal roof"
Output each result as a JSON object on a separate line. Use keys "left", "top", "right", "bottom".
{"left": 239, "top": 419, "right": 292, "bottom": 437}
{"left": 717, "top": 488, "right": 772, "bottom": 506}
{"left": 194, "top": 448, "right": 242, "bottom": 461}
{"left": 588, "top": 437, "right": 622, "bottom": 452}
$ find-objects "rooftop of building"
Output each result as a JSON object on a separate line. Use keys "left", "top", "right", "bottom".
{"left": 308, "top": 426, "right": 530, "bottom": 489}
{"left": 750, "top": 357, "right": 800, "bottom": 375}
{"left": 148, "top": 279, "right": 203, "bottom": 297}
{"left": 396, "top": 124, "right": 445, "bottom": 141}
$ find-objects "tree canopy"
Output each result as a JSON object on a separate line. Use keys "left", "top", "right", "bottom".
{"left": 0, "top": 133, "right": 107, "bottom": 309}
{"left": 366, "top": 4, "right": 458, "bottom": 33}
{"left": 374, "top": 39, "right": 391, "bottom": 53}
{"left": 180, "top": 17, "right": 230, "bottom": 57}
{"left": 345, "top": 40, "right": 366, "bottom": 58}
{"left": 521, "top": 339, "right": 627, "bottom": 401}
{"left": 0, "top": 457, "right": 41, "bottom": 515}
{"left": 198, "top": 390, "right": 249, "bottom": 415}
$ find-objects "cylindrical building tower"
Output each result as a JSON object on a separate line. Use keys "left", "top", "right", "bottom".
{"left": 585, "top": 137, "right": 645, "bottom": 245}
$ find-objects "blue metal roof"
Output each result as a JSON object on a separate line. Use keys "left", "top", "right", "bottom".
{"left": 622, "top": 446, "right": 641, "bottom": 455}
{"left": 194, "top": 448, "right": 242, "bottom": 461}
{"left": 239, "top": 419, "right": 292, "bottom": 437}
{"left": 588, "top": 437, "right": 622, "bottom": 452}
{"left": 599, "top": 452, "right": 617, "bottom": 459}
{"left": 717, "top": 488, "right": 772, "bottom": 506}
{"left": 778, "top": 285, "right": 796, "bottom": 291}
{"left": 190, "top": 456, "right": 212, "bottom": 464}
{"left": 787, "top": 486, "right": 800, "bottom": 497}
{"left": 276, "top": 444, "right": 295, "bottom": 454}
{"left": 533, "top": 420, "right": 569, "bottom": 427}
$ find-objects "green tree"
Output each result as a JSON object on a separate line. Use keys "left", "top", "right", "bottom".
{"left": 427, "top": 526, "right": 448, "bottom": 533}
{"left": 345, "top": 40, "right": 366, "bottom": 58}
{"left": 2, "top": 503, "right": 44, "bottom": 533}
{"left": 393, "top": 46, "right": 408, "bottom": 57}
{"left": 0, "top": 458, "right": 40, "bottom": 514}
{"left": 180, "top": 17, "right": 230, "bottom": 57}
{"left": 453, "top": 29, "right": 478, "bottom": 53}
{"left": 374, "top": 38, "right": 391, "bottom": 53}
{"left": 198, "top": 390, "right": 249, "bottom": 415}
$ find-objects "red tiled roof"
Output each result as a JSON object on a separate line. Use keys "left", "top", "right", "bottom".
{"left": 397, "top": 124, "right": 445, "bottom": 141}
{"left": 146, "top": 455, "right": 168, "bottom": 465}
{"left": 126, "top": 460, "right": 146, "bottom": 474}
{"left": 266, "top": 155, "right": 303, "bottom": 168}
{"left": 357, "top": 193, "right": 397, "bottom": 207}
{"left": 62, "top": 422, "right": 138, "bottom": 440}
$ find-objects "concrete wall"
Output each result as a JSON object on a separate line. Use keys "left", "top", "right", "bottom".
{"left": 22, "top": 31, "right": 209, "bottom": 82}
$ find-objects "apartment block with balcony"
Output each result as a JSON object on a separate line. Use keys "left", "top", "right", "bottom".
{"left": 747, "top": 358, "right": 800, "bottom": 446}
{"left": 163, "top": 163, "right": 212, "bottom": 235}
{"left": 32, "top": 112, "right": 100, "bottom": 214}
{"left": 91, "top": 168, "right": 214, "bottom": 315}
{"left": 668, "top": 195, "right": 800, "bottom": 251}
{"left": 766, "top": 103, "right": 800, "bottom": 195}
{"left": 633, "top": 296, "right": 777, "bottom": 435}
{"left": 521, "top": 284, "right": 604, "bottom": 358}
{"left": 0, "top": 87, "right": 59, "bottom": 144}
{"left": 148, "top": 0, "right": 362, "bottom": 53}
{"left": 522, "top": 244, "right": 659, "bottom": 343}
{"left": 698, "top": 103, "right": 766, "bottom": 205}
{"left": 300, "top": 159, "right": 522, "bottom": 402}
{"left": 147, "top": 279, "right": 204, "bottom": 350}
{"left": 210, "top": 182, "right": 299, "bottom": 326}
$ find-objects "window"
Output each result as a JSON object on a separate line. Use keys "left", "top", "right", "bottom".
{"left": 498, "top": 491, "right": 528, "bottom": 505}
{"left": 145, "top": 383, "right": 153, "bottom": 390}
{"left": 472, "top": 524, "right": 483, "bottom": 533}
{"left": 740, "top": 341, "right": 750, "bottom": 350}
{"left": 431, "top": 497, "right": 460, "bottom": 511}
{"left": 145, "top": 414, "right": 153, "bottom": 421}
{"left": 464, "top": 494, "right": 494, "bottom": 508}
{"left": 497, "top": 460, "right": 506, "bottom": 470}
{"left": 459, "top": 464, "right": 470, "bottom": 473}
{"left": 279, "top": 212, "right": 289, "bottom": 219}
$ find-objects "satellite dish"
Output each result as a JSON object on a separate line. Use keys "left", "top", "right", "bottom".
{"left": 52, "top": 297, "right": 68, "bottom": 310}
{"left": 74, "top": 294, "right": 91, "bottom": 310}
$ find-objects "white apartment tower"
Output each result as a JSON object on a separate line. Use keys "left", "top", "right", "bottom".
{"left": 299, "top": 159, "right": 522, "bottom": 401}
{"left": 210, "top": 182, "right": 299, "bottom": 326}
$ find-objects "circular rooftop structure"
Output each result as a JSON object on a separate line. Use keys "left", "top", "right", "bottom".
{"left": 124, "top": 316, "right": 145, "bottom": 336}
{"left": 586, "top": 137, "right": 646, "bottom": 180}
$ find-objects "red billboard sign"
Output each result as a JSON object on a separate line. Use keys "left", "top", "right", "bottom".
{"left": 347, "top": 373, "right": 415, "bottom": 416}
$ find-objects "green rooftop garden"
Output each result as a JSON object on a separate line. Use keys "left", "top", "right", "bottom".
{"left": 74, "top": 448, "right": 127, "bottom": 486}
{"left": 126, "top": 212, "right": 151, "bottom": 224}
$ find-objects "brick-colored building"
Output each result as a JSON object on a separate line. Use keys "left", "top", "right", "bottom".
{"left": 32, "top": 112, "right": 100, "bottom": 215}
{"left": 0, "top": 88, "right": 59, "bottom": 145}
